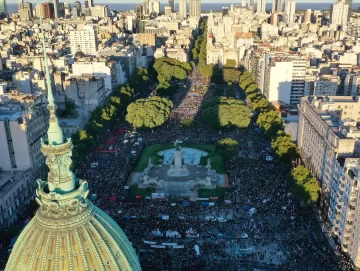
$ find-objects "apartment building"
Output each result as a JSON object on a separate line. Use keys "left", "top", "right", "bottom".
{"left": 0, "top": 169, "right": 35, "bottom": 229}
{"left": 69, "top": 26, "right": 98, "bottom": 56}
{"left": 72, "top": 57, "right": 126, "bottom": 95}
{"left": 314, "top": 75, "right": 339, "bottom": 96}
{"left": 63, "top": 75, "right": 106, "bottom": 119}
{"left": 0, "top": 101, "right": 48, "bottom": 229}
{"left": 297, "top": 96, "right": 360, "bottom": 221}
{"left": 0, "top": 103, "right": 48, "bottom": 172}
{"left": 251, "top": 54, "right": 307, "bottom": 106}
{"left": 329, "top": 158, "right": 360, "bottom": 267}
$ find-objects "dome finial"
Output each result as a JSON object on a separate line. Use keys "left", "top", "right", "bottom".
{"left": 39, "top": 3, "right": 63, "bottom": 145}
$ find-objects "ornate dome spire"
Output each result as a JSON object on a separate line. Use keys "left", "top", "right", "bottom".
{"left": 40, "top": 10, "right": 63, "bottom": 146}
{"left": 5, "top": 8, "right": 142, "bottom": 271}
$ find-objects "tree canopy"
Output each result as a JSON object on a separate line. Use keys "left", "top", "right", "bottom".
{"left": 126, "top": 96, "right": 173, "bottom": 129}
{"left": 257, "top": 110, "right": 284, "bottom": 138}
{"left": 215, "top": 138, "right": 239, "bottom": 160}
{"left": 202, "top": 97, "right": 251, "bottom": 129}
{"left": 153, "top": 57, "right": 192, "bottom": 95}
{"left": 271, "top": 131, "right": 299, "bottom": 161}
{"left": 291, "top": 166, "right": 319, "bottom": 203}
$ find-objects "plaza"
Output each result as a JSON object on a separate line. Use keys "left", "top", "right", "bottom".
{"left": 129, "top": 143, "right": 228, "bottom": 199}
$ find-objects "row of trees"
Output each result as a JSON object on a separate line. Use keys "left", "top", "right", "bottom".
{"left": 71, "top": 68, "right": 150, "bottom": 166}
{"left": 239, "top": 69, "right": 319, "bottom": 203}
{"left": 192, "top": 19, "right": 214, "bottom": 78}
{"left": 291, "top": 166, "right": 319, "bottom": 203}
{"left": 153, "top": 57, "right": 192, "bottom": 95}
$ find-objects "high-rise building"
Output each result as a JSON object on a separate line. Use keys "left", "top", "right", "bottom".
{"left": 58, "top": 2, "right": 64, "bottom": 16}
{"left": 0, "top": 0, "right": 7, "bottom": 16}
{"left": 169, "top": 0, "right": 175, "bottom": 12}
{"left": 285, "top": 0, "right": 296, "bottom": 24}
{"left": 257, "top": 0, "right": 266, "bottom": 13}
{"left": 5, "top": 13, "right": 142, "bottom": 271}
{"left": 64, "top": 2, "right": 71, "bottom": 15}
{"left": 241, "top": 0, "right": 246, "bottom": 7}
{"left": 179, "top": 0, "right": 187, "bottom": 20}
{"left": 331, "top": 0, "right": 349, "bottom": 26}
{"left": 271, "top": 11, "right": 279, "bottom": 26}
{"left": 345, "top": 0, "right": 353, "bottom": 21}
{"left": 53, "top": 0, "right": 59, "bottom": 19}
{"left": 189, "top": 0, "right": 201, "bottom": 17}
{"left": 136, "top": 4, "right": 144, "bottom": 20}
{"left": 88, "top": 0, "right": 93, "bottom": 8}
{"left": 272, "top": 0, "right": 282, "bottom": 12}
{"left": 73, "top": 1, "right": 81, "bottom": 16}
{"left": 70, "top": 26, "right": 98, "bottom": 55}
{"left": 304, "top": 8, "right": 311, "bottom": 23}
{"left": 41, "top": 2, "right": 54, "bottom": 18}
{"left": 249, "top": 0, "right": 255, "bottom": 10}
{"left": 165, "top": 6, "right": 172, "bottom": 16}
{"left": 142, "top": 0, "right": 149, "bottom": 14}
{"left": 19, "top": 1, "right": 33, "bottom": 20}
{"left": 151, "top": 0, "right": 160, "bottom": 14}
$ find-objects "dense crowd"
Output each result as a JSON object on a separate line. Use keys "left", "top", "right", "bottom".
{"left": 0, "top": 68, "right": 355, "bottom": 271}
{"left": 73, "top": 68, "right": 354, "bottom": 270}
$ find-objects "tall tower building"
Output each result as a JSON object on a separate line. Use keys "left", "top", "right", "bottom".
{"left": 179, "top": 0, "right": 187, "bottom": 20}
{"left": 5, "top": 11, "right": 142, "bottom": 271}
{"left": 331, "top": 0, "right": 349, "bottom": 26}
{"left": 53, "top": 0, "right": 59, "bottom": 19}
{"left": 285, "top": 0, "right": 296, "bottom": 24}
{"left": 241, "top": 0, "right": 246, "bottom": 7}
{"left": 142, "top": 0, "right": 149, "bottom": 14}
{"left": 73, "top": 1, "right": 81, "bottom": 15}
{"left": 257, "top": 0, "right": 266, "bottom": 13}
{"left": 136, "top": 4, "right": 144, "bottom": 20}
{"left": 88, "top": 0, "right": 93, "bottom": 8}
{"left": 169, "top": 0, "right": 175, "bottom": 12}
{"left": 152, "top": 0, "right": 160, "bottom": 14}
{"left": 0, "top": 0, "right": 7, "bottom": 16}
{"left": 249, "top": 0, "right": 255, "bottom": 10}
{"left": 272, "top": 0, "right": 282, "bottom": 12}
{"left": 345, "top": 0, "right": 353, "bottom": 21}
{"left": 189, "top": 0, "right": 201, "bottom": 17}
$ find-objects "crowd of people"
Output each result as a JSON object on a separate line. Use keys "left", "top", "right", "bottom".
{"left": 73, "top": 68, "right": 354, "bottom": 270}
{"left": 0, "top": 68, "right": 355, "bottom": 271}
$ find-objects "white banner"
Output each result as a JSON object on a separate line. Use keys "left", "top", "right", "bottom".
{"left": 173, "top": 245, "right": 184, "bottom": 249}
{"left": 152, "top": 193, "right": 165, "bottom": 199}
{"left": 151, "top": 245, "right": 166, "bottom": 249}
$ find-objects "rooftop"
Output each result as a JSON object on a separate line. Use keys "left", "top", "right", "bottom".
{"left": 0, "top": 110, "right": 23, "bottom": 120}
{"left": 0, "top": 170, "right": 29, "bottom": 199}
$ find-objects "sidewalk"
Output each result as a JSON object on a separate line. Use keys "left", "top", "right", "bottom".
{"left": 312, "top": 206, "right": 341, "bottom": 256}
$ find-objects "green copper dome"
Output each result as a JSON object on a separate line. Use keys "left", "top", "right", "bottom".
{"left": 5, "top": 199, "right": 141, "bottom": 271}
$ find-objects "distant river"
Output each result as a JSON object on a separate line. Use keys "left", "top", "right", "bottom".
{"left": 6, "top": 2, "right": 360, "bottom": 15}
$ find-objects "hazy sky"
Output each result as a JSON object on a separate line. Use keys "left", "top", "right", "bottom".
{"left": 6, "top": 0, "right": 360, "bottom": 4}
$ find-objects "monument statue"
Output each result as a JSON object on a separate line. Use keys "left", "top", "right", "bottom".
{"left": 167, "top": 143, "right": 190, "bottom": 177}
{"left": 174, "top": 140, "right": 180, "bottom": 151}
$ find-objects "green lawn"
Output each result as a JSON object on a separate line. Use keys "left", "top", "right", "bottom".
{"left": 134, "top": 143, "right": 226, "bottom": 173}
